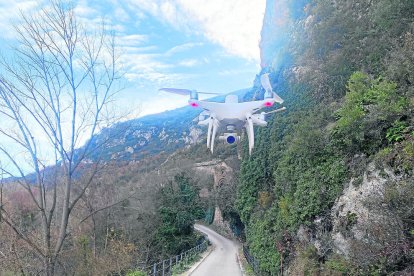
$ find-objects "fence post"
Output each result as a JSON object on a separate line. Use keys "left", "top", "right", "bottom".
{"left": 145, "top": 238, "right": 208, "bottom": 276}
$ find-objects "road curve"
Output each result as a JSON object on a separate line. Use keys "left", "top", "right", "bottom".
{"left": 191, "top": 224, "right": 242, "bottom": 276}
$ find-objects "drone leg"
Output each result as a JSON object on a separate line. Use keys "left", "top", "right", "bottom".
{"left": 245, "top": 117, "right": 254, "bottom": 155}
{"left": 210, "top": 120, "right": 218, "bottom": 153}
{"left": 207, "top": 118, "right": 213, "bottom": 148}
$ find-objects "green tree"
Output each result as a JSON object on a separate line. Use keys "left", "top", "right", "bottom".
{"left": 154, "top": 173, "right": 202, "bottom": 257}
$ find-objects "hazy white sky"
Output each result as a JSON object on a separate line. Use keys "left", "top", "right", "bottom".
{"left": 0, "top": 0, "right": 266, "bottom": 116}
{"left": 0, "top": 0, "right": 266, "bottom": 173}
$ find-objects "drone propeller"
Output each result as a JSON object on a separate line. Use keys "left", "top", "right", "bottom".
{"left": 159, "top": 88, "right": 219, "bottom": 95}
{"left": 198, "top": 91, "right": 220, "bottom": 95}
{"left": 272, "top": 92, "right": 284, "bottom": 104}
{"left": 159, "top": 88, "right": 193, "bottom": 95}
{"left": 260, "top": 73, "right": 272, "bottom": 92}
{"left": 260, "top": 73, "right": 284, "bottom": 104}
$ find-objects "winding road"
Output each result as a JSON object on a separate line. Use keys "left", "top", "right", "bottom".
{"left": 191, "top": 224, "right": 242, "bottom": 276}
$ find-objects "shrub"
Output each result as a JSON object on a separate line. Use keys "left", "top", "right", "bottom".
{"left": 386, "top": 120, "right": 408, "bottom": 143}
{"left": 333, "top": 72, "right": 407, "bottom": 154}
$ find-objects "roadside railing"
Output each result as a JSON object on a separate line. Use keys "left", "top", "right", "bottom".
{"left": 142, "top": 239, "right": 208, "bottom": 276}
{"left": 243, "top": 246, "right": 261, "bottom": 275}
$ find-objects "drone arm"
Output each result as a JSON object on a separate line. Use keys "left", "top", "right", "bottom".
{"left": 266, "top": 107, "right": 287, "bottom": 114}
{"left": 251, "top": 114, "right": 268, "bottom": 127}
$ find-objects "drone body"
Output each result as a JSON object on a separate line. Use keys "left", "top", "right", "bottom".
{"left": 160, "top": 74, "right": 285, "bottom": 154}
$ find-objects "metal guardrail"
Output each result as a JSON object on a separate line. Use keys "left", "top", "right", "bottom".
{"left": 243, "top": 246, "right": 261, "bottom": 275}
{"left": 142, "top": 240, "right": 208, "bottom": 276}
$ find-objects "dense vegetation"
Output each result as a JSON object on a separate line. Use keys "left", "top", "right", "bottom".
{"left": 1, "top": 0, "right": 413, "bottom": 275}
{"left": 235, "top": 0, "right": 414, "bottom": 274}
{"left": 152, "top": 173, "right": 204, "bottom": 258}
{"left": 0, "top": 157, "right": 210, "bottom": 275}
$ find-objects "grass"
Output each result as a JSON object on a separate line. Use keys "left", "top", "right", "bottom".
{"left": 172, "top": 253, "right": 203, "bottom": 275}
{"left": 238, "top": 247, "right": 255, "bottom": 276}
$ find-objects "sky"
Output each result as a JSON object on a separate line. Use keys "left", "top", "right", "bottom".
{"left": 0, "top": 0, "right": 266, "bottom": 117}
{"left": 0, "top": 0, "right": 266, "bottom": 175}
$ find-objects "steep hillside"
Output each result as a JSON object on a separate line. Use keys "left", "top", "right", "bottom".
{"left": 2, "top": 1, "right": 413, "bottom": 275}
{"left": 84, "top": 89, "right": 250, "bottom": 162}
{"left": 235, "top": 0, "right": 414, "bottom": 275}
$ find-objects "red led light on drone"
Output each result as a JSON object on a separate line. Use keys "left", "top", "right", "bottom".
{"left": 264, "top": 101, "right": 273, "bottom": 107}
{"left": 189, "top": 102, "right": 199, "bottom": 107}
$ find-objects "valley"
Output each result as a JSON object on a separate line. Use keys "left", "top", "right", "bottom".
{"left": 1, "top": 0, "right": 413, "bottom": 275}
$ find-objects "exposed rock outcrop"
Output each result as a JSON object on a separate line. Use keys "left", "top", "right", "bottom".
{"left": 295, "top": 161, "right": 410, "bottom": 270}
{"left": 194, "top": 160, "right": 234, "bottom": 229}
{"left": 330, "top": 163, "right": 407, "bottom": 266}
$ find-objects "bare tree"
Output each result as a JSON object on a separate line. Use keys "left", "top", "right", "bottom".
{"left": 0, "top": 1, "right": 124, "bottom": 274}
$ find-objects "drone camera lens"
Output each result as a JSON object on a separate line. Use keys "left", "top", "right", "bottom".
{"left": 226, "top": 135, "right": 236, "bottom": 144}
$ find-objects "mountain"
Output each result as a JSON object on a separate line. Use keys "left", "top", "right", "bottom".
{"left": 84, "top": 88, "right": 251, "bottom": 162}
{"left": 234, "top": 0, "right": 414, "bottom": 275}
{"left": 79, "top": 1, "right": 414, "bottom": 274}
{"left": 3, "top": 1, "right": 413, "bottom": 275}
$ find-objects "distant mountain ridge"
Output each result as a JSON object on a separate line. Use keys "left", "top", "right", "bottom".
{"left": 5, "top": 88, "right": 253, "bottom": 183}
{"left": 85, "top": 88, "right": 252, "bottom": 162}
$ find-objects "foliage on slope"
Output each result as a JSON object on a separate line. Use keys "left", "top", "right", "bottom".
{"left": 84, "top": 89, "right": 249, "bottom": 162}
{"left": 236, "top": 0, "right": 414, "bottom": 274}
{"left": 153, "top": 173, "right": 204, "bottom": 258}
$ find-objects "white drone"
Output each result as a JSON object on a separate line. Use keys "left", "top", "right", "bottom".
{"left": 159, "top": 73, "right": 286, "bottom": 154}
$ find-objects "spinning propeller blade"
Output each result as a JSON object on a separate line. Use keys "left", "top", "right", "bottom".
{"left": 260, "top": 73, "right": 272, "bottom": 92}
{"left": 159, "top": 88, "right": 193, "bottom": 95}
{"left": 159, "top": 88, "right": 219, "bottom": 96}
{"left": 198, "top": 91, "right": 220, "bottom": 95}
{"left": 272, "top": 92, "right": 284, "bottom": 104}
{"left": 260, "top": 73, "right": 284, "bottom": 104}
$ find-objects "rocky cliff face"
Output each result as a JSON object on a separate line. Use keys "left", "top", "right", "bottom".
{"left": 246, "top": 0, "right": 414, "bottom": 274}
{"left": 296, "top": 159, "right": 411, "bottom": 270}
{"left": 331, "top": 163, "right": 402, "bottom": 258}
{"left": 86, "top": 106, "right": 202, "bottom": 161}
{"left": 259, "top": 0, "right": 308, "bottom": 69}
{"left": 194, "top": 159, "right": 236, "bottom": 232}
{"left": 297, "top": 163, "right": 407, "bottom": 260}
